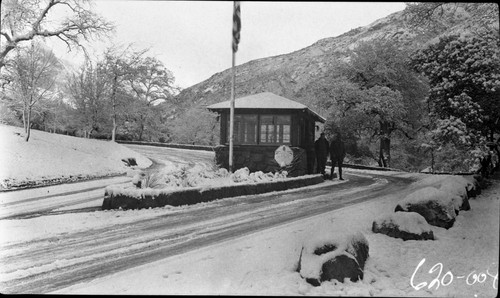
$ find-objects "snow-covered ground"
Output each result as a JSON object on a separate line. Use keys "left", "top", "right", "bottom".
{"left": 0, "top": 124, "right": 498, "bottom": 296}
{"left": 49, "top": 171, "right": 499, "bottom": 297}
{"left": 0, "top": 124, "right": 152, "bottom": 189}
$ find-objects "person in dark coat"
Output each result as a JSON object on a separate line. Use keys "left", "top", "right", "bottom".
{"left": 330, "top": 131, "right": 346, "bottom": 180}
{"left": 314, "top": 132, "right": 329, "bottom": 175}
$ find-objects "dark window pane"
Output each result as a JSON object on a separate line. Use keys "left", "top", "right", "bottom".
{"left": 227, "top": 115, "right": 258, "bottom": 144}
{"left": 260, "top": 115, "right": 291, "bottom": 144}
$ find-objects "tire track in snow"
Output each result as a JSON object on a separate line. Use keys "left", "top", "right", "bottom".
{"left": 0, "top": 173, "right": 414, "bottom": 294}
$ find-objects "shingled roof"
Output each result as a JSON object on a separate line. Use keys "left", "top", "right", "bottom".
{"left": 207, "top": 92, "right": 326, "bottom": 122}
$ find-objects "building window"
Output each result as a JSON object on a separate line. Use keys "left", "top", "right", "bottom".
{"left": 227, "top": 114, "right": 291, "bottom": 145}
{"left": 260, "top": 115, "right": 291, "bottom": 144}
{"left": 227, "top": 115, "right": 258, "bottom": 144}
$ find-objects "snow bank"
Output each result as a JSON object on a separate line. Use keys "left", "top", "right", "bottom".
{"left": 130, "top": 166, "right": 289, "bottom": 191}
{"left": 103, "top": 172, "right": 324, "bottom": 210}
{"left": 102, "top": 166, "right": 300, "bottom": 210}
{"left": 0, "top": 124, "right": 152, "bottom": 189}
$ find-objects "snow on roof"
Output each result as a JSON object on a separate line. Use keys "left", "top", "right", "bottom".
{"left": 207, "top": 92, "right": 326, "bottom": 122}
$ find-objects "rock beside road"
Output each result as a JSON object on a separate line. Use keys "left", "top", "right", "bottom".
{"left": 298, "top": 231, "right": 369, "bottom": 286}
{"left": 372, "top": 212, "right": 434, "bottom": 241}
{"left": 395, "top": 187, "right": 457, "bottom": 229}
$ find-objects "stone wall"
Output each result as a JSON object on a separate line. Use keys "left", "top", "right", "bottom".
{"left": 214, "top": 145, "right": 309, "bottom": 177}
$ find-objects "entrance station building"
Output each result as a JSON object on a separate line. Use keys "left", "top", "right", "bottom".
{"left": 207, "top": 92, "right": 326, "bottom": 176}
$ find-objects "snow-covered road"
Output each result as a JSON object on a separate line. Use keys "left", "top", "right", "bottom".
{"left": 0, "top": 169, "right": 416, "bottom": 293}
{"left": 0, "top": 177, "right": 132, "bottom": 220}
{"left": 123, "top": 144, "right": 216, "bottom": 168}
{"left": 0, "top": 145, "right": 418, "bottom": 294}
{"left": 0, "top": 145, "right": 215, "bottom": 220}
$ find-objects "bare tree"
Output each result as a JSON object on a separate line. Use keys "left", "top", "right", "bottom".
{"left": 0, "top": 0, "right": 114, "bottom": 70}
{"left": 66, "top": 59, "right": 109, "bottom": 138}
{"left": 127, "top": 56, "right": 176, "bottom": 141}
{"left": 102, "top": 46, "right": 148, "bottom": 141}
{"left": 7, "top": 42, "right": 60, "bottom": 141}
{"left": 403, "top": 3, "right": 499, "bottom": 38}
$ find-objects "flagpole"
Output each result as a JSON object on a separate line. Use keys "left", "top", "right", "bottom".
{"left": 229, "top": 1, "right": 240, "bottom": 173}
{"left": 229, "top": 50, "right": 235, "bottom": 173}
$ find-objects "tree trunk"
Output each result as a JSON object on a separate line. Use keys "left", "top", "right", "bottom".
{"left": 431, "top": 148, "right": 435, "bottom": 173}
{"left": 53, "top": 112, "right": 57, "bottom": 134}
{"left": 22, "top": 107, "right": 28, "bottom": 135}
{"left": 137, "top": 113, "right": 145, "bottom": 141}
{"left": 112, "top": 116, "right": 117, "bottom": 142}
{"left": 138, "top": 121, "right": 144, "bottom": 141}
{"left": 111, "top": 74, "right": 118, "bottom": 142}
{"left": 378, "top": 138, "right": 390, "bottom": 167}
{"left": 25, "top": 108, "right": 32, "bottom": 142}
{"left": 378, "top": 121, "right": 392, "bottom": 168}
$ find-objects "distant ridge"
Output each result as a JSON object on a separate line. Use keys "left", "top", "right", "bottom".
{"left": 174, "top": 3, "right": 499, "bottom": 119}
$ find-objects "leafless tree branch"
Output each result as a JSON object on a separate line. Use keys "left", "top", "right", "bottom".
{"left": 0, "top": 0, "right": 114, "bottom": 70}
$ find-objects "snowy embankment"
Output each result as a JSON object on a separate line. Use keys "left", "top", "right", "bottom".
{"left": 0, "top": 124, "right": 152, "bottom": 190}
{"left": 52, "top": 170, "right": 499, "bottom": 296}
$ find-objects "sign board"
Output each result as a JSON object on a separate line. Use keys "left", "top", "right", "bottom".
{"left": 274, "top": 145, "right": 294, "bottom": 167}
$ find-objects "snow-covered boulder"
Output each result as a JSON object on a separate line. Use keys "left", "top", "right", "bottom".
{"left": 231, "top": 167, "right": 250, "bottom": 183}
{"left": 298, "top": 232, "right": 369, "bottom": 286}
{"left": 274, "top": 170, "right": 288, "bottom": 179}
{"left": 395, "top": 187, "right": 457, "bottom": 229}
{"left": 413, "top": 175, "right": 472, "bottom": 213}
{"left": 413, "top": 174, "right": 477, "bottom": 197}
{"left": 438, "top": 176, "right": 471, "bottom": 212}
{"left": 372, "top": 212, "right": 434, "bottom": 241}
{"left": 248, "top": 171, "right": 275, "bottom": 183}
{"left": 217, "top": 168, "right": 229, "bottom": 177}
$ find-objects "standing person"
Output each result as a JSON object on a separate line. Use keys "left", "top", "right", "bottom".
{"left": 314, "top": 132, "right": 329, "bottom": 175}
{"left": 330, "top": 131, "right": 346, "bottom": 180}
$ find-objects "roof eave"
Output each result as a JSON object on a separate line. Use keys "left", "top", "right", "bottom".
{"left": 303, "top": 108, "right": 326, "bottom": 123}
{"left": 208, "top": 106, "right": 326, "bottom": 123}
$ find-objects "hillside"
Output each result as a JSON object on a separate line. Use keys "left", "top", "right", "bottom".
{"left": 174, "top": 3, "right": 498, "bottom": 115}
{"left": 0, "top": 124, "right": 152, "bottom": 190}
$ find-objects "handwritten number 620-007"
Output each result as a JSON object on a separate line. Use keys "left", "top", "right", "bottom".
{"left": 411, "top": 258, "right": 498, "bottom": 291}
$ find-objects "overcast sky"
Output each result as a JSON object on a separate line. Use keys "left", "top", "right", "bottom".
{"left": 51, "top": 1, "right": 407, "bottom": 89}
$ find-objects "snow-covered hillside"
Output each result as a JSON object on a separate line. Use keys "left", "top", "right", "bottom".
{"left": 0, "top": 124, "right": 152, "bottom": 189}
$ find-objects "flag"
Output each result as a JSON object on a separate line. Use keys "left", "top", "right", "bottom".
{"left": 232, "top": 1, "right": 241, "bottom": 53}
